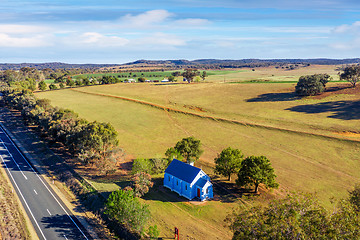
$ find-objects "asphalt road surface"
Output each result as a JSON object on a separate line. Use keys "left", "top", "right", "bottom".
{"left": 0, "top": 125, "right": 91, "bottom": 240}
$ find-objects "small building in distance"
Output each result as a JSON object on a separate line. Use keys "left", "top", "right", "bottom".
{"left": 163, "top": 159, "right": 213, "bottom": 201}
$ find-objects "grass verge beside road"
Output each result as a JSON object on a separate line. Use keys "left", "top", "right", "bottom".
{"left": 0, "top": 158, "right": 34, "bottom": 239}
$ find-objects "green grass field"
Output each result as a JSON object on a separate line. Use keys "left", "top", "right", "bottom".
{"left": 35, "top": 66, "right": 360, "bottom": 239}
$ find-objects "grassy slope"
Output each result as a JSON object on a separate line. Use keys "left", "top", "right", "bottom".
{"left": 55, "top": 81, "right": 359, "bottom": 135}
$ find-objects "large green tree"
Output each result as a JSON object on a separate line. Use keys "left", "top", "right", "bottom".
{"left": 340, "top": 65, "right": 360, "bottom": 88}
{"left": 236, "top": 155, "right": 278, "bottom": 193}
{"left": 214, "top": 147, "right": 243, "bottom": 181}
{"left": 105, "top": 189, "right": 150, "bottom": 233}
{"left": 295, "top": 74, "right": 330, "bottom": 96}
{"left": 174, "top": 136, "right": 203, "bottom": 165}
{"left": 228, "top": 190, "right": 360, "bottom": 240}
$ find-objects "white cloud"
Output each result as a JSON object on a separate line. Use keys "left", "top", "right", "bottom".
{"left": 333, "top": 21, "right": 360, "bottom": 34}
{"left": 78, "top": 32, "right": 129, "bottom": 47}
{"left": 0, "top": 33, "right": 50, "bottom": 47}
{"left": 120, "top": 10, "right": 173, "bottom": 28}
{"left": 0, "top": 24, "right": 50, "bottom": 34}
{"left": 330, "top": 21, "right": 360, "bottom": 51}
{"left": 116, "top": 10, "right": 211, "bottom": 30}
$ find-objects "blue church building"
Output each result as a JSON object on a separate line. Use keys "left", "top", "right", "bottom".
{"left": 163, "top": 159, "right": 213, "bottom": 201}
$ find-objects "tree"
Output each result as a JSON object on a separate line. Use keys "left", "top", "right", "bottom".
{"left": 348, "top": 184, "right": 360, "bottom": 211}
{"left": 174, "top": 137, "right": 203, "bottom": 165}
{"left": 236, "top": 155, "right": 278, "bottom": 193}
{"left": 75, "top": 79, "right": 83, "bottom": 86}
{"left": 66, "top": 78, "right": 75, "bottom": 87}
{"left": 133, "top": 172, "right": 153, "bottom": 197}
{"left": 168, "top": 75, "right": 175, "bottom": 82}
{"left": 138, "top": 77, "right": 146, "bottom": 82}
{"left": 200, "top": 71, "right": 207, "bottom": 81}
{"left": 214, "top": 147, "right": 243, "bottom": 181}
{"left": 38, "top": 80, "right": 47, "bottom": 91}
{"left": 132, "top": 158, "right": 153, "bottom": 174}
{"left": 228, "top": 193, "right": 329, "bottom": 239}
{"left": 340, "top": 65, "right": 360, "bottom": 88}
{"left": 181, "top": 69, "right": 200, "bottom": 83}
{"left": 295, "top": 74, "right": 330, "bottom": 96}
{"left": 77, "top": 121, "right": 119, "bottom": 167}
{"left": 171, "top": 71, "right": 181, "bottom": 77}
{"left": 227, "top": 191, "right": 360, "bottom": 239}
{"left": 59, "top": 82, "right": 65, "bottom": 89}
{"left": 105, "top": 189, "right": 150, "bottom": 233}
{"left": 149, "top": 158, "right": 169, "bottom": 174}
{"left": 48, "top": 83, "right": 58, "bottom": 90}
{"left": 165, "top": 147, "right": 183, "bottom": 162}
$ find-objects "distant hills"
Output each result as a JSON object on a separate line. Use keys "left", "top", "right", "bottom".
{"left": 122, "top": 58, "right": 360, "bottom": 69}
{"left": 0, "top": 58, "right": 360, "bottom": 70}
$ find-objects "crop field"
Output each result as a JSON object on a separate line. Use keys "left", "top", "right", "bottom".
{"left": 35, "top": 66, "right": 360, "bottom": 239}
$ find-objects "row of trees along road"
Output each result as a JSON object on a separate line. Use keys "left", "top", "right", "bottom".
{"left": 2, "top": 88, "right": 123, "bottom": 175}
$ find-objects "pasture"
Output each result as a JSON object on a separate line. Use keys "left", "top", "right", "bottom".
{"left": 35, "top": 66, "right": 360, "bottom": 239}
{"left": 74, "top": 64, "right": 342, "bottom": 83}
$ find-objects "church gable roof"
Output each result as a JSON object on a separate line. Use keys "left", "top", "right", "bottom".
{"left": 165, "top": 159, "right": 202, "bottom": 183}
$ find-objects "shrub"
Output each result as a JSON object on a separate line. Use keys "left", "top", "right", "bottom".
{"left": 150, "top": 158, "right": 169, "bottom": 174}
{"left": 132, "top": 158, "right": 152, "bottom": 174}
{"left": 105, "top": 189, "right": 150, "bottom": 233}
{"left": 133, "top": 172, "right": 153, "bottom": 197}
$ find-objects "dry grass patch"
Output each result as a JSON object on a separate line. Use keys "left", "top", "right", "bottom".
{"left": 0, "top": 167, "right": 31, "bottom": 239}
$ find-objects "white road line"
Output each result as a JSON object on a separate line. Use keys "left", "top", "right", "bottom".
{"left": 34, "top": 189, "right": 38, "bottom": 195}
{"left": 1, "top": 141, "right": 28, "bottom": 180}
{"left": 0, "top": 124, "right": 89, "bottom": 240}
{"left": 0, "top": 155, "right": 47, "bottom": 240}
{"left": 47, "top": 209, "right": 52, "bottom": 216}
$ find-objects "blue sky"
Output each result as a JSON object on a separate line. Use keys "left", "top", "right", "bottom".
{"left": 1, "top": 0, "right": 360, "bottom": 63}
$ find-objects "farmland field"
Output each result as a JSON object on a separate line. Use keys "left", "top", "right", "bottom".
{"left": 75, "top": 64, "right": 342, "bottom": 83}
{"left": 35, "top": 66, "right": 360, "bottom": 239}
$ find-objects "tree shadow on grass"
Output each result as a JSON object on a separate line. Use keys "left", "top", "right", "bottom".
{"left": 142, "top": 186, "right": 187, "bottom": 203}
{"left": 212, "top": 179, "right": 255, "bottom": 203}
{"left": 246, "top": 92, "right": 300, "bottom": 102}
{"left": 286, "top": 100, "right": 360, "bottom": 120}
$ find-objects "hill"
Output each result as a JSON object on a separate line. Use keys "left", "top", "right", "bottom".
{"left": 120, "top": 58, "right": 360, "bottom": 69}
{"left": 1, "top": 58, "right": 360, "bottom": 71}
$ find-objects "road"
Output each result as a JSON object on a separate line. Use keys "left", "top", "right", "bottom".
{"left": 0, "top": 125, "right": 91, "bottom": 240}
